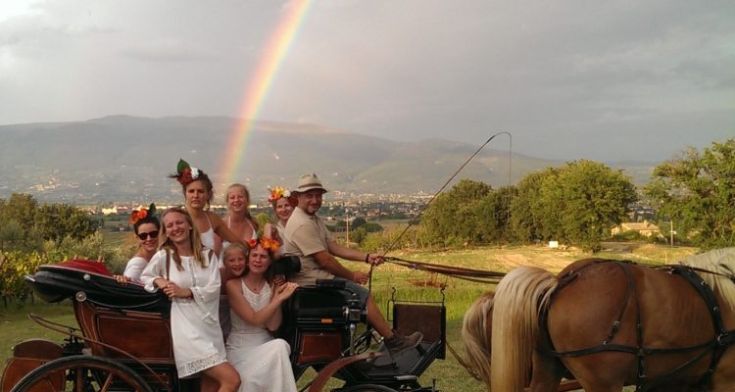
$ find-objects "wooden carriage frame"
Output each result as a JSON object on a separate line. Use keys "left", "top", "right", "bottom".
{"left": 1, "top": 263, "right": 448, "bottom": 392}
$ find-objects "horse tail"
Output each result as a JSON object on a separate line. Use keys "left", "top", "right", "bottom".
{"left": 490, "top": 266, "right": 557, "bottom": 392}
{"left": 461, "top": 291, "right": 495, "bottom": 388}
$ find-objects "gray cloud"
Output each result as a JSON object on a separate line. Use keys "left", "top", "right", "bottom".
{"left": 1, "top": 0, "right": 733, "bottom": 162}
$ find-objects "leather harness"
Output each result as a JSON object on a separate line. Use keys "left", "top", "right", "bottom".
{"left": 541, "top": 260, "right": 735, "bottom": 392}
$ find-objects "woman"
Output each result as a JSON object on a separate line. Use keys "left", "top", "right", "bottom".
{"left": 141, "top": 207, "right": 240, "bottom": 392}
{"left": 170, "top": 159, "right": 241, "bottom": 256}
{"left": 262, "top": 186, "right": 295, "bottom": 245}
{"left": 225, "top": 240, "right": 298, "bottom": 392}
{"left": 222, "top": 184, "right": 259, "bottom": 245}
{"left": 118, "top": 204, "right": 160, "bottom": 282}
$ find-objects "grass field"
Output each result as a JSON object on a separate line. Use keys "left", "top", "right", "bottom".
{"left": 0, "top": 243, "right": 697, "bottom": 391}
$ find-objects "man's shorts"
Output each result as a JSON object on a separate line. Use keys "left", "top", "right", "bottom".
{"left": 333, "top": 278, "right": 369, "bottom": 306}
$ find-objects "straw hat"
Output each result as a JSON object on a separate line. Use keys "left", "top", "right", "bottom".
{"left": 293, "top": 173, "right": 327, "bottom": 194}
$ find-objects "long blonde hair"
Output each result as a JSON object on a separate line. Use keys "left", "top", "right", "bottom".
{"left": 159, "top": 207, "right": 206, "bottom": 271}
{"left": 226, "top": 183, "right": 259, "bottom": 232}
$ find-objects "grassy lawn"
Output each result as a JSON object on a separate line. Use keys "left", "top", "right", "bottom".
{"left": 0, "top": 301, "right": 77, "bottom": 364}
{"left": 0, "top": 243, "right": 697, "bottom": 391}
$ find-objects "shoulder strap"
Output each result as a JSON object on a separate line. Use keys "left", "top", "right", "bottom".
{"left": 165, "top": 248, "right": 171, "bottom": 280}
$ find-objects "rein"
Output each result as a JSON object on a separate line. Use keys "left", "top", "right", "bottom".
{"left": 384, "top": 256, "right": 506, "bottom": 284}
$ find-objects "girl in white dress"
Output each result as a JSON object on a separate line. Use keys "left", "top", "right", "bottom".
{"left": 224, "top": 241, "right": 298, "bottom": 392}
{"left": 118, "top": 204, "right": 160, "bottom": 282}
{"left": 141, "top": 207, "right": 240, "bottom": 392}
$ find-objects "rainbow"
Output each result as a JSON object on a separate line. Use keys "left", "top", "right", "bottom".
{"left": 219, "top": 0, "right": 312, "bottom": 185}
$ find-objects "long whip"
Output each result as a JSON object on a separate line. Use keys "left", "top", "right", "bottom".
{"left": 381, "top": 132, "right": 511, "bottom": 256}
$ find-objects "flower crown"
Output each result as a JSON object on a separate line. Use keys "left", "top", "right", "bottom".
{"left": 268, "top": 186, "right": 291, "bottom": 202}
{"left": 130, "top": 203, "right": 157, "bottom": 225}
{"left": 246, "top": 237, "right": 280, "bottom": 253}
{"left": 172, "top": 158, "right": 201, "bottom": 186}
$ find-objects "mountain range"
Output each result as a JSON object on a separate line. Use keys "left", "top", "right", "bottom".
{"left": 0, "top": 116, "right": 658, "bottom": 203}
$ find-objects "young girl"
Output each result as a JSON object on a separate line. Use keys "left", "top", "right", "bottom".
{"left": 119, "top": 204, "right": 160, "bottom": 282}
{"left": 141, "top": 207, "right": 240, "bottom": 392}
{"left": 224, "top": 241, "right": 298, "bottom": 392}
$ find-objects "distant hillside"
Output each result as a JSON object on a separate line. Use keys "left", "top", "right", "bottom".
{"left": 0, "top": 116, "right": 656, "bottom": 203}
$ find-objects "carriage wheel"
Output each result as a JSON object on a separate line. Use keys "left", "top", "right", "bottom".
{"left": 338, "top": 384, "right": 398, "bottom": 392}
{"left": 10, "top": 355, "right": 152, "bottom": 392}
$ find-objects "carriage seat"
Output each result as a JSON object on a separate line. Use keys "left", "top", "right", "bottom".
{"left": 279, "top": 282, "right": 366, "bottom": 368}
{"left": 26, "top": 260, "right": 169, "bottom": 313}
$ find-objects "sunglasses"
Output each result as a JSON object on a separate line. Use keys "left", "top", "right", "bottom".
{"left": 137, "top": 231, "right": 159, "bottom": 241}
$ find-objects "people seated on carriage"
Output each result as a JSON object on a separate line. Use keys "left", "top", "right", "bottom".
{"left": 140, "top": 207, "right": 240, "bottom": 392}
{"left": 262, "top": 186, "right": 296, "bottom": 246}
{"left": 115, "top": 204, "right": 160, "bottom": 284}
{"left": 170, "top": 159, "right": 243, "bottom": 257}
{"left": 281, "top": 173, "right": 423, "bottom": 355}
{"left": 224, "top": 241, "right": 298, "bottom": 392}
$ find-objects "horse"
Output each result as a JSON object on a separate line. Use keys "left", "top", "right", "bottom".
{"left": 462, "top": 248, "right": 735, "bottom": 392}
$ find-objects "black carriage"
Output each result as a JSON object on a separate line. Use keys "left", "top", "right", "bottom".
{"left": 1, "top": 259, "right": 446, "bottom": 392}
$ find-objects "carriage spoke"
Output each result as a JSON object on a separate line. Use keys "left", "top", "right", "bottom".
{"left": 99, "top": 373, "right": 115, "bottom": 391}
{"left": 74, "top": 367, "right": 84, "bottom": 392}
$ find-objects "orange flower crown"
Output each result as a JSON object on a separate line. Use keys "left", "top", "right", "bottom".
{"left": 267, "top": 186, "right": 291, "bottom": 202}
{"left": 130, "top": 203, "right": 156, "bottom": 225}
{"left": 246, "top": 238, "right": 280, "bottom": 253}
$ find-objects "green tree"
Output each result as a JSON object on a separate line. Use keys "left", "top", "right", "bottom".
{"left": 476, "top": 186, "right": 517, "bottom": 243}
{"left": 351, "top": 217, "right": 367, "bottom": 229}
{"left": 645, "top": 139, "right": 735, "bottom": 248}
{"left": 509, "top": 168, "right": 559, "bottom": 242}
{"left": 0, "top": 193, "right": 38, "bottom": 225}
{"left": 0, "top": 193, "right": 40, "bottom": 249}
{"left": 0, "top": 219, "right": 25, "bottom": 251}
{"left": 547, "top": 160, "right": 637, "bottom": 251}
{"left": 34, "top": 204, "right": 99, "bottom": 242}
{"left": 351, "top": 227, "right": 368, "bottom": 245}
{"left": 420, "top": 179, "right": 493, "bottom": 246}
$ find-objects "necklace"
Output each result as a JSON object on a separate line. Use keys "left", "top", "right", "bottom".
{"left": 243, "top": 278, "right": 264, "bottom": 294}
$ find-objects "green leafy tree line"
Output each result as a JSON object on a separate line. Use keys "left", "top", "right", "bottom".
{"left": 418, "top": 139, "right": 734, "bottom": 251}
{"left": 0, "top": 194, "right": 106, "bottom": 305}
{"left": 420, "top": 160, "right": 637, "bottom": 251}
{"left": 0, "top": 193, "right": 100, "bottom": 252}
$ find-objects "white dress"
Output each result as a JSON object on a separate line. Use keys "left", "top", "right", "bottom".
{"left": 141, "top": 249, "right": 226, "bottom": 378}
{"left": 222, "top": 217, "right": 258, "bottom": 250}
{"left": 123, "top": 256, "right": 147, "bottom": 281}
{"left": 226, "top": 281, "right": 296, "bottom": 392}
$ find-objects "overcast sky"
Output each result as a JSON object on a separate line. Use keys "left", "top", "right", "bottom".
{"left": 1, "top": 0, "right": 733, "bottom": 162}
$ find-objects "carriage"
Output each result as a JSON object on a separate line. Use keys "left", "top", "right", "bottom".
{"left": 1, "top": 258, "right": 447, "bottom": 392}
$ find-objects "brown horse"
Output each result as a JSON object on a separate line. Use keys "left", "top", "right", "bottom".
{"left": 462, "top": 249, "right": 735, "bottom": 392}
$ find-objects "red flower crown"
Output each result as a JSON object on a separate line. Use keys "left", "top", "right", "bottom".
{"left": 129, "top": 203, "right": 156, "bottom": 225}
{"left": 246, "top": 237, "right": 280, "bottom": 253}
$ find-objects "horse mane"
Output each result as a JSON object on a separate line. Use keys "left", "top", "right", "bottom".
{"left": 491, "top": 266, "right": 558, "bottom": 392}
{"left": 461, "top": 291, "right": 494, "bottom": 388}
{"left": 679, "top": 248, "right": 735, "bottom": 310}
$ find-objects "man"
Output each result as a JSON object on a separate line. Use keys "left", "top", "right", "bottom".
{"left": 282, "top": 173, "right": 422, "bottom": 354}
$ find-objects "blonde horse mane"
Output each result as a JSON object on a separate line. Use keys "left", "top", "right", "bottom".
{"left": 461, "top": 291, "right": 495, "bottom": 388}
{"left": 490, "top": 266, "right": 558, "bottom": 392}
{"left": 679, "top": 248, "right": 735, "bottom": 310}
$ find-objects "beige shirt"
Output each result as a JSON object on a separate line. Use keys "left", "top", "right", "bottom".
{"left": 282, "top": 207, "right": 335, "bottom": 285}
